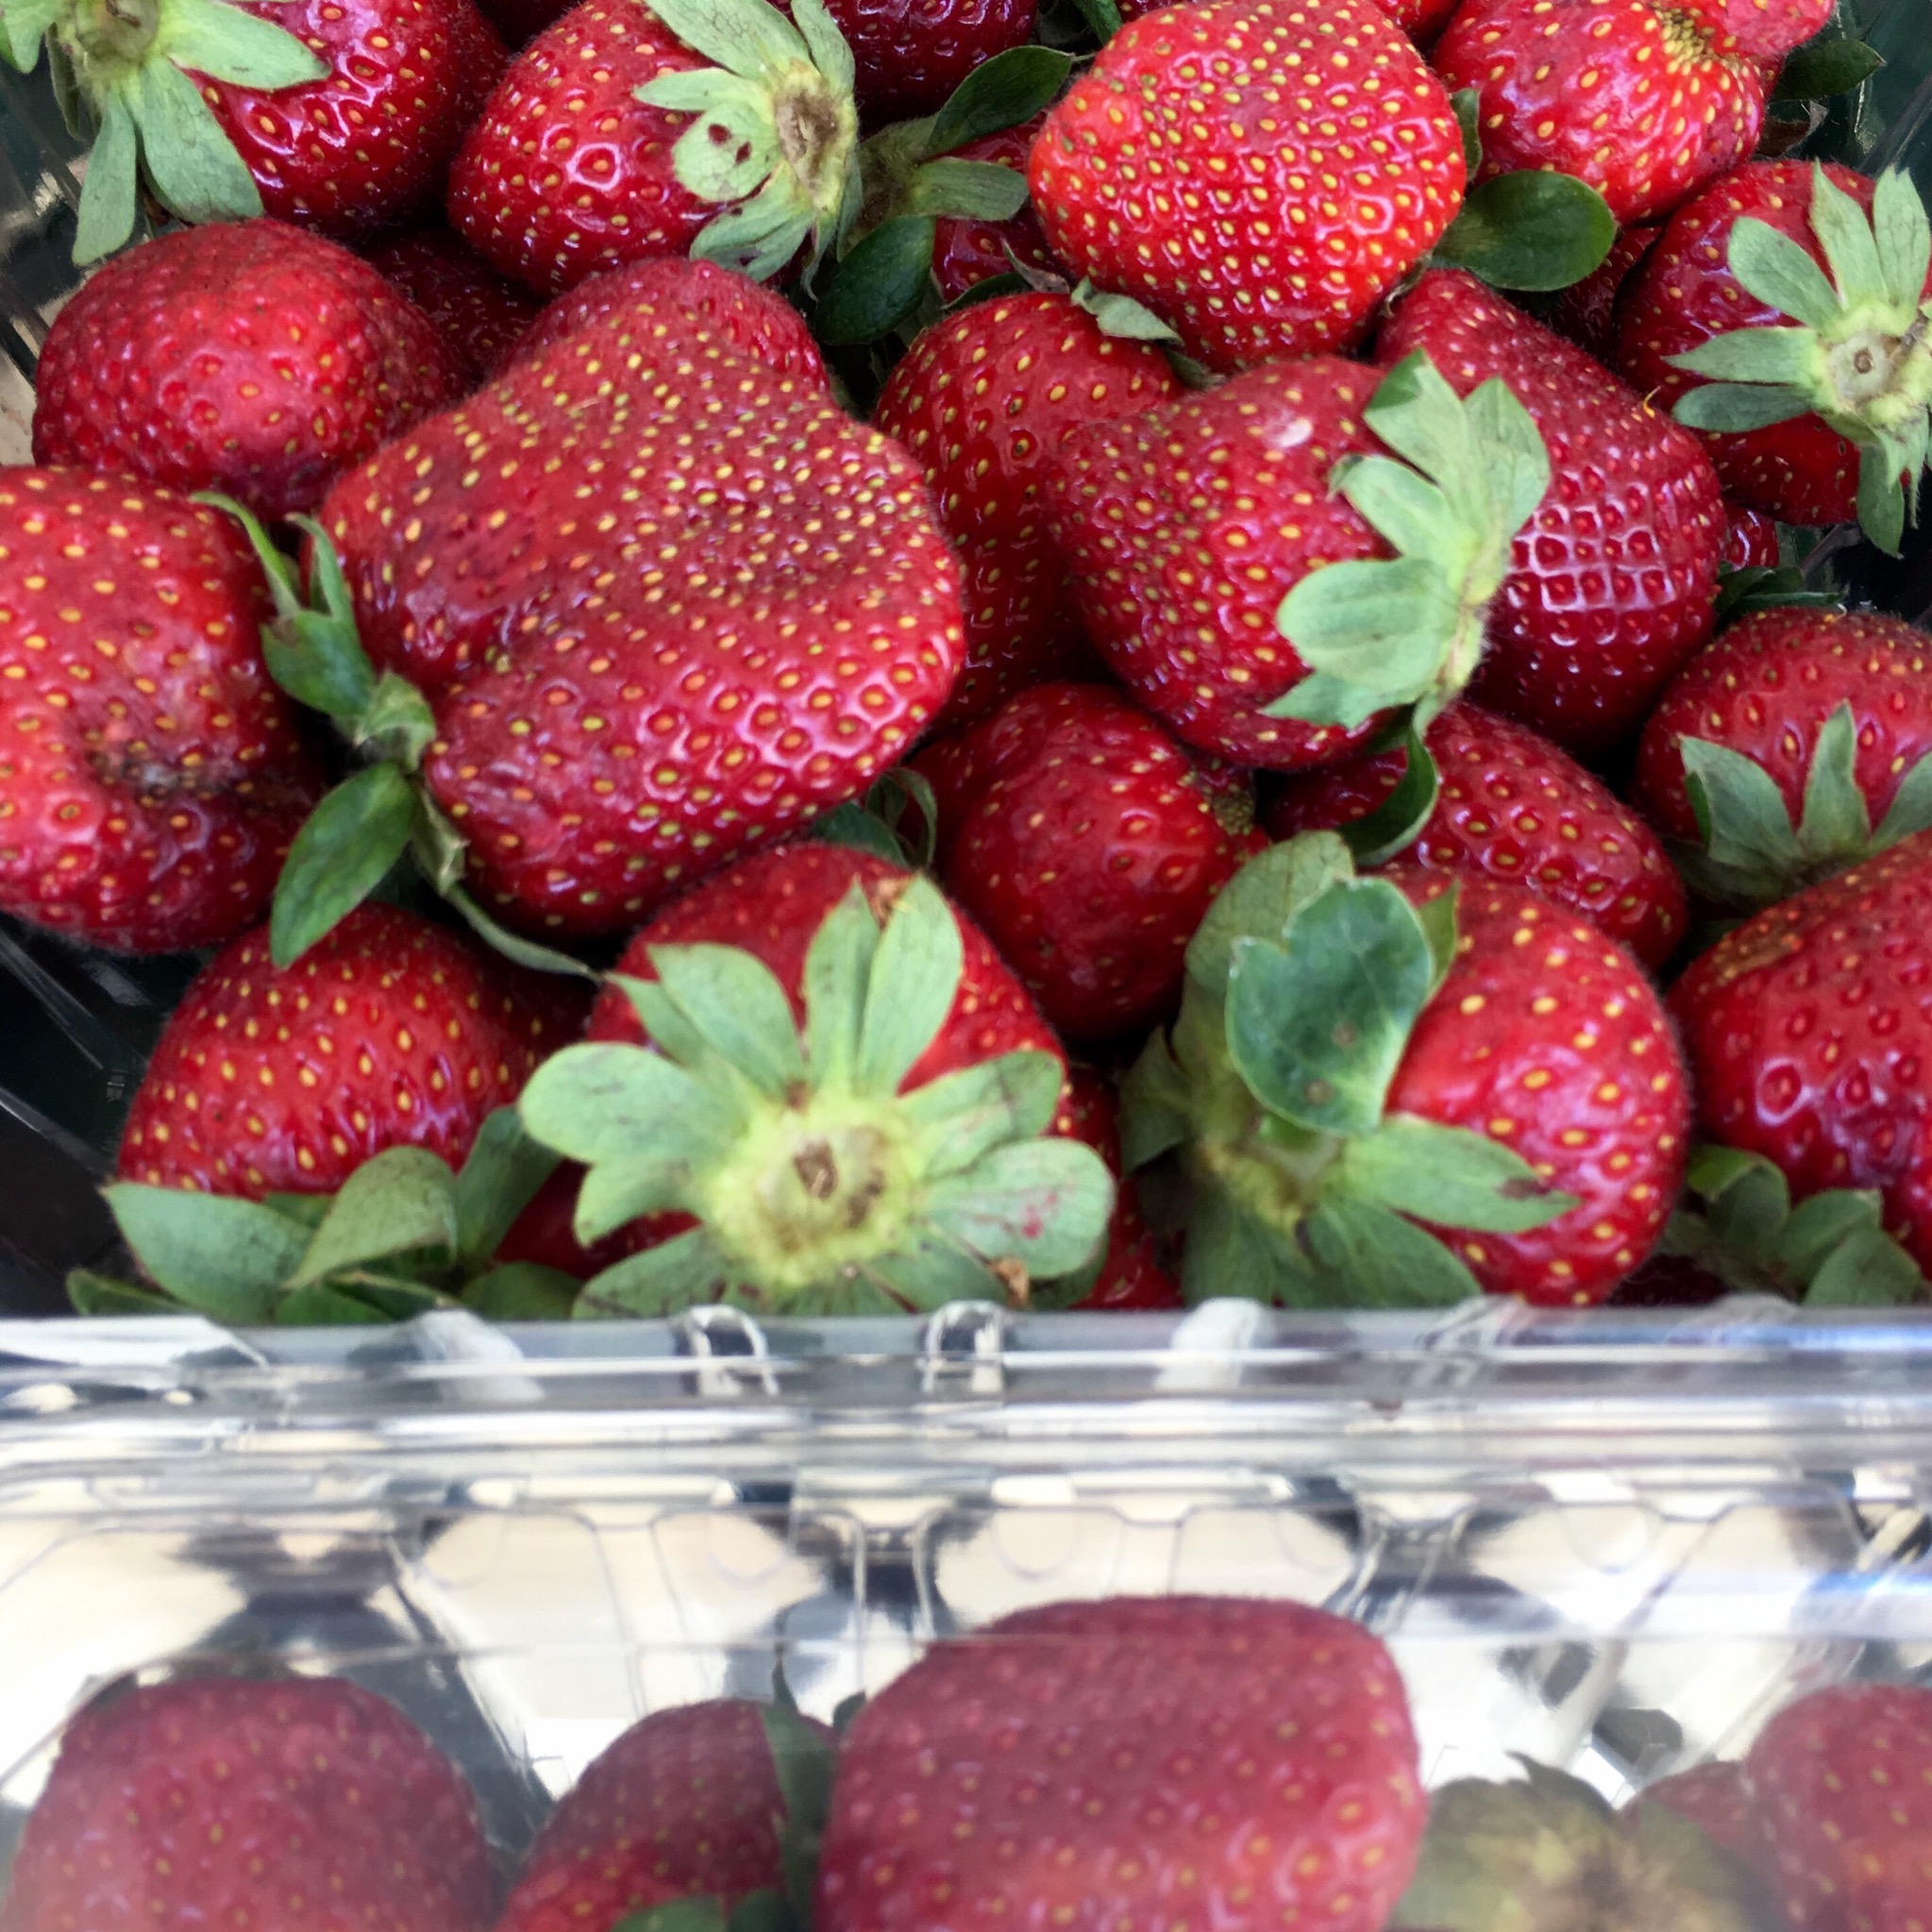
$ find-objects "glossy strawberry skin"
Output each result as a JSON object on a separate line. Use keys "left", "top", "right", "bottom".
{"left": 365, "top": 227, "right": 545, "bottom": 380}
{"left": 1634, "top": 610, "right": 1932, "bottom": 845}
{"left": 498, "top": 1702, "right": 825, "bottom": 1932}
{"left": 1268, "top": 704, "right": 1687, "bottom": 969}
{"left": 816, "top": 1596, "right": 1425, "bottom": 1932}
{"left": 1722, "top": 502, "right": 1781, "bottom": 569}
{"left": 1616, "top": 161, "right": 1932, "bottom": 527}
{"left": 32, "top": 222, "right": 466, "bottom": 522}
{"left": 445, "top": 0, "right": 711, "bottom": 295}
{"left": 193, "top": 0, "right": 505, "bottom": 237}
{"left": 0, "top": 469, "right": 322, "bottom": 954}
{"left": 1378, "top": 268, "right": 1724, "bottom": 757}
{"left": 1390, "top": 868, "right": 1689, "bottom": 1304}
{"left": 2, "top": 1677, "right": 492, "bottom": 1932}
{"left": 929, "top": 116, "right": 1064, "bottom": 303}
{"left": 116, "top": 902, "right": 567, "bottom": 1197}
{"left": 1622, "top": 1762, "right": 1751, "bottom": 1856}
{"left": 1548, "top": 222, "right": 1659, "bottom": 362}
{"left": 876, "top": 294, "right": 1181, "bottom": 731}
{"left": 1028, "top": 0, "right": 1465, "bottom": 372}
{"left": 1745, "top": 1683, "right": 1932, "bottom": 1932}
{"left": 1431, "top": 0, "right": 1765, "bottom": 225}
{"left": 820, "top": 0, "right": 1034, "bottom": 125}
{"left": 1672, "top": 833, "right": 1932, "bottom": 1271}
{"left": 1043, "top": 357, "right": 1393, "bottom": 772}
{"left": 319, "top": 272, "right": 960, "bottom": 937}
{"left": 916, "top": 683, "right": 1266, "bottom": 1039}
{"left": 1059, "top": 1068, "right": 1183, "bottom": 1308}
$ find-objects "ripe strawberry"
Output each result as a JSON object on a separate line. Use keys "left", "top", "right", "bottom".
{"left": 1385, "top": 0, "right": 1457, "bottom": 42}
{"left": 116, "top": 900, "right": 566, "bottom": 1197}
{"left": 1377, "top": 267, "right": 1724, "bottom": 757}
{"left": 816, "top": 1595, "right": 1425, "bottom": 1932}
{"left": 32, "top": 221, "right": 466, "bottom": 522}
{"left": 1028, "top": 0, "right": 1466, "bottom": 373}
{"left": 928, "top": 114, "right": 1064, "bottom": 303}
{"left": 0, "top": 468, "right": 321, "bottom": 954}
{"left": 1744, "top": 1682, "right": 1932, "bottom": 1932}
{"left": 1632, "top": 608, "right": 1932, "bottom": 911}
{"left": 818, "top": 0, "right": 1033, "bottom": 126}
{"left": 1267, "top": 703, "right": 1687, "bottom": 969}
{"left": 1623, "top": 1763, "right": 1751, "bottom": 1856}
{"left": 366, "top": 227, "right": 545, "bottom": 380}
{"left": 875, "top": 294, "right": 1181, "bottom": 731}
{"left": 2, "top": 1676, "right": 492, "bottom": 1932}
{"left": 1671, "top": 832, "right": 1932, "bottom": 1272}
{"left": 1548, "top": 223, "right": 1659, "bottom": 362}
{"left": 914, "top": 682, "right": 1264, "bottom": 1038}
{"left": 1059, "top": 1067, "right": 1182, "bottom": 1308}
{"left": 446, "top": 0, "right": 861, "bottom": 295}
{"left": 521, "top": 841, "right": 1113, "bottom": 1315}
{"left": 1722, "top": 501, "right": 1781, "bottom": 569}
{"left": 1126, "top": 837, "right": 1688, "bottom": 1306}
{"left": 499, "top": 1698, "right": 833, "bottom": 1932}
{"left": 1043, "top": 353, "right": 1550, "bottom": 771}
{"left": 1431, "top": 0, "right": 1767, "bottom": 226}
{"left": 1615, "top": 160, "right": 1932, "bottom": 549}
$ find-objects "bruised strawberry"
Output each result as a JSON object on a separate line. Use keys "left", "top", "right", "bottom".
{"left": 33, "top": 221, "right": 466, "bottom": 521}
{"left": 875, "top": 294, "right": 1181, "bottom": 731}
{"left": 366, "top": 227, "right": 545, "bottom": 379}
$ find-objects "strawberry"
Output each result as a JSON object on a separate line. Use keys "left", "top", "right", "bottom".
{"left": 1631, "top": 607, "right": 1932, "bottom": 911}
{"left": 366, "top": 227, "right": 545, "bottom": 380}
{"left": 1027, "top": 0, "right": 1467, "bottom": 373}
{"left": 32, "top": 221, "right": 466, "bottom": 522}
{"left": 1548, "top": 223, "right": 1659, "bottom": 365}
{"left": 1670, "top": 832, "right": 1932, "bottom": 1273}
{"left": 1430, "top": 0, "right": 1767, "bottom": 226}
{"left": 1623, "top": 1763, "right": 1751, "bottom": 1856}
{"left": 446, "top": 0, "right": 862, "bottom": 295}
{"left": 816, "top": 1595, "right": 1425, "bottom": 1932}
{"left": 1615, "top": 160, "right": 1932, "bottom": 552}
{"left": 0, "top": 468, "right": 321, "bottom": 954}
{"left": 1376, "top": 267, "right": 1725, "bottom": 758}
{"left": 4, "top": 1679, "right": 492, "bottom": 1932}
{"left": 1124, "top": 836, "right": 1688, "bottom": 1307}
{"left": 1266, "top": 703, "right": 1688, "bottom": 969}
{"left": 1722, "top": 501, "right": 1781, "bottom": 569}
{"left": 1043, "top": 353, "right": 1551, "bottom": 772}
{"left": 499, "top": 1696, "right": 835, "bottom": 1932}
{"left": 874, "top": 294, "right": 1181, "bottom": 731}
{"left": 1058, "top": 1067, "right": 1183, "bottom": 1308}
{"left": 914, "top": 682, "right": 1265, "bottom": 1039}
{"left": 116, "top": 900, "right": 567, "bottom": 1198}
{"left": 816, "top": 0, "right": 1033, "bottom": 126}
{"left": 928, "top": 114, "right": 1063, "bottom": 304}
{"left": 1744, "top": 1682, "right": 1932, "bottom": 1932}
{"left": 519, "top": 841, "right": 1113, "bottom": 1315}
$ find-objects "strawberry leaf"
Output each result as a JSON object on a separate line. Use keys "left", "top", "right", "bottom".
{"left": 1872, "top": 748, "right": 1932, "bottom": 848}
{"left": 923, "top": 43, "right": 1071, "bottom": 158}
{"left": 899, "top": 1050, "right": 1064, "bottom": 1175}
{"left": 101, "top": 1184, "right": 308, "bottom": 1322}
{"left": 123, "top": 54, "right": 262, "bottom": 224}
{"left": 1795, "top": 702, "right": 1872, "bottom": 856}
{"left": 270, "top": 763, "right": 417, "bottom": 967}
{"left": 924, "top": 1137, "right": 1114, "bottom": 1280}
{"left": 789, "top": 0, "right": 851, "bottom": 95}
{"left": 801, "top": 884, "right": 881, "bottom": 1090}
{"left": 1857, "top": 439, "right": 1908, "bottom": 555}
{"left": 1667, "top": 325, "right": 1822, "bottom": 385}
{"left": 647, "top": 941, "right": 809, "bottom": 1100}
{"left": 578, "top": 1228, "right": 732, "bottom": 1316}
{"left": 277, "top": 1282, "right": 388, "bottom": 1322}
{"left": 1118, "top": 1029, "right": 1191, "bottom": 1170}
{"left": 155, "top": 0, "right": 327, "bottom": 87}
{"left": 72, "top": 87, "right": 141, "bottom": 263}
{"left": 813, "top": 215, "right": 936, "bottom": 344}
{"left": 455, "top": 1107, "right": 563, "bottom": 1268}
{"left": 1671, "top": 382, "right": 1814, "bottom": 432}
{"left": 520, "top": 1041, "right": 739, "bottom": 1169}
{"left": 1433, "top": 169, "right": 1615, "bottom": 292}
{"left": 1301, "top": 1198, "right": 1479, "bottom": 1306}
{"left": 853, "top": 874, "right": 962, "bottom": 1096}
{"left": 1336, "top": 726, "right": 1438, "bottom": 867}
{"left": 1069, "top": 279, "right": 1180, "bottom": 342}
{"left": 1177, "top": 1188, "right": 1319, "bottom": 1304}
{"left": 663, "top": 76, "right": 783, "bottom": 202}
{"left": 1772, "top": 36, "right": 1882, "bottom": 102}
{"left": 1807, "top": 160, "right": 1889, "bottom": 311}
{"left": 1, "top": 0, "right": 61, "bottom": 69}
{"left": 1183, "top": 833, "right": 1354, "bottom": 994}
{"left": 1336, "top": 1114, "right": 1578, "bottom": 1234}
{"left": 571, "top": 1159, "right": 685, "bottom": 1243}
{"left": 1726, "top": 211, "right": 1843, "bottom": 328}
{"left": 1872, "top": 162, "right": 1930, "bottom": 310}
{"left": 464, "top": 1263, "right": 580, "bottom": 1318}
{"left": 287, "top": 1146, "right": 460, "bottom": 1287}
{"left": 641, "top": 0, "right": 808, "bottom": 83}
{"left": 68, "top": 1269, "right": 185, "bottom": 1317}
{"left": 903, "top": 159, "right": 1028, "bottom": 222}
{"left": 441, "top": 883, "right": 598, "bottom": 982}
{"left": 1449, "top": 87, "right": 1480, "bottom": 174}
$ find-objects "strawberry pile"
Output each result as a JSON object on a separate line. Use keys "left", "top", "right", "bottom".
{"left": 2, "top": 0, "right": 1930, "bottom": 1326}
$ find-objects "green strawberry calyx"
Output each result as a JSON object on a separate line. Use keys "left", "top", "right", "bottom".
{"left": 1119, "top": 834, "right": 1576, "bottom": 1309}
{"left": 1, "top": 0, "right": 326, "bottom": 263}
{"left": 67, "top": 1109, "right": 580, "bottom": 1324}
{"left": 1267, "top": 352, "right": 1551, "bottom": 739}
{"left": 517, "top": 874, "right": 1115, "bottom": 1318}
{"left": 1668, "top": 163, "right": 1932, "bottom": 556}
{"left": 1673, "top": 698, "right": 1932, "bottom": 911}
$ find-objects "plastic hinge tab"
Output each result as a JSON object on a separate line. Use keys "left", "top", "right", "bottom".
{"left": 919, "top": 1300, "right": 1007, "bottom": 1396}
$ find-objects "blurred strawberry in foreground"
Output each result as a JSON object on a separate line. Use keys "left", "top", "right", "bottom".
{"left": 876, "top": 294, "right": 1180, "bottom": 732}
{"left": 0, "top": 469, "right": 321, "bottom": 955}
{"left": 2, "top": 1678, "right": 492, "bottom": 1932}
{"left": 1623, "top": 1762, "right": 1753, "bottom": 1856}
{"left": 1267, "top": 704, "right": 1687, "bottom": 969}
{"left": 33, "top": 221, "right": 465, "bottom": 521}
{"left": 366, "top": 227, "right": 545, "bottom": 380}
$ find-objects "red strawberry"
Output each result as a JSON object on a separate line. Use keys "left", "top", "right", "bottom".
{"left": 1632, "top": 607, "right": 1932, "bottom": 911}
{"left": 1377, "top": 267, "right": 1724, "bottom": 757}
{"left": 1043, "top": 353, "right": 1551, "bottom": 771}
{"left": 1623, "top": 1763, "right": 1751, "bottom": 1856}
{"left": 520, "top": 841, "right": 1113, "bottom": 1315}
{"left": 1127, "top": 839, "right": 1688, "bottom": 1306}
{"left": 1028, "top": 0, "right": 1466, "bottom": 373}
{"left": 0, "top": 468, "right": 321, "bottom": 953}
{"left": 499, "top": 1699, "right": 832, "bottom": 1932}
{"left": 1059, "top": 1068, "right": 1183, "bottom": 1308}
{"left": 1, "top": 1676, "right": 492, "bottom": 1932}
{"left": 446, "top": 0, "right": 861, "bottom": 295}
{"left": 914, "top": 682, "right": 1265, "bottom": 1038}
{"left": 1671, "top": 832, "right": 1932, "bottom": 1273}
{"left": 32, "top": 221, "right": 466, "bottom": 522}
{"left": 1384, "top": 0, "right": 1457, "bottom": 42}
{"left": 928, "top": 115, "right": 1064, "bottom": 303}
{"left": 875, "top": 294, "right": 1181, "bottom": 731}
{"left": 1267, "top": 703, "right": 1687, "bottom": 969}
{"left": 1431, "top": 0, "right": 1767, "bottom": 226}
{"left": 1744, "top": 1682, "right": 1932, "bottom": 1932}
{"left": 1687, "top": 0, "right": 1832, "bottom": 60}
{"left": 366, "top": 227, "right": 545, "bottom": 380}
{"left": 116, "top": 901, "right": 566, "bottom": 1197}
{"left": 1615, "top": 160, "right": 1932, "bottom": 549}
{"left": 1548, "top": 222, "right": 1660, "bottom": 362}
{"left": 1722, "top": 501, "right": 1781, "bottom": 569}
{"left": 815, "top": 0, "right": 1033, "bottom": 126}
{"left": 816, "top": 1596, "right": 1425, "bottom": 1932}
